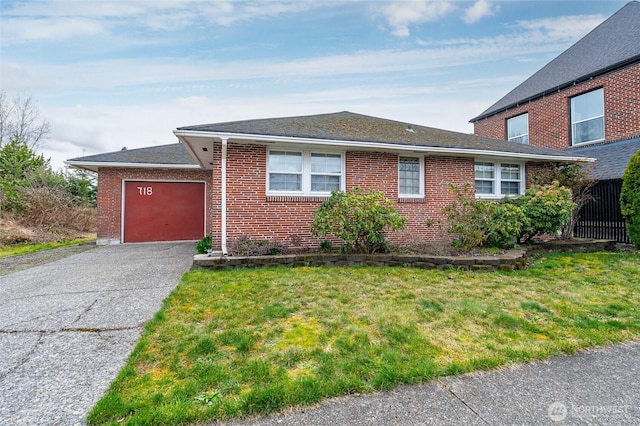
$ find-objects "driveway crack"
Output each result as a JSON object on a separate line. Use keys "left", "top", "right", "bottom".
{"left": 70, "top": 298, "right": 98, "bottom": 325}
{"left": 0, "top": 331, "right": 45, "bottom": 381}
{"left": 438, "top": 379, "right": 492, "bottom": 425}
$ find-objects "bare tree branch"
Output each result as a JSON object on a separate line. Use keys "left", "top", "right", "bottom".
{"left": 0, "top": 92, "right": 51, "bottom": 149}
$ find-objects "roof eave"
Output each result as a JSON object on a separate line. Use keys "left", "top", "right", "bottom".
{"left": 173, "top": 129, "right": 593, "bottom": 163}
{"left": 64, "top": 160, "right": 202, "bottom": 173}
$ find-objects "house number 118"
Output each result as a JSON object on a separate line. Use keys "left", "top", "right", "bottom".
{"left": 137, "top": 186, "right": 153, "bottom": 196}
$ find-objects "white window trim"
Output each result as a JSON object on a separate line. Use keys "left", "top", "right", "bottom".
{"left": 398, "top": 155, "right": 425, "bottom": 198}
{"left": 507, "top": 113, "right": 529, "bottom": 144}
{"left": 474, "top": 161, "right": 525, "bottom": 199}
{"left": 266, "top": 149, "right": 345, "bottom": 196}
{"left": 570, "top": 88, "right": 605, "bottom": 146}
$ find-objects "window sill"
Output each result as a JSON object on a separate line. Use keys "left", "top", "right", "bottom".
{"left": 475, "top": 194, "right": 521, "bottom": 200}
{"left": 266, "top": 195, "right": 330, "bottom": 203}
{"left": 398, "top": 197, "right": 426, "bottom": 203}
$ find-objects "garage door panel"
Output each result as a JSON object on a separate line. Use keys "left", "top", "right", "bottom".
{"left": 124, "top": 181, "right": 205, "bottom": 243}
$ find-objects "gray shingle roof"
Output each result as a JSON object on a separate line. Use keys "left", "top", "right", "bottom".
{"left": 471, "top": 1, "right": 640, "bottom": 122}
{"left": 178, "top": 111, "right": 577, "bottom": 159}
{"left": 567, "top": 137, "right": 640, "bottom": 180}
{"left": 66, "top": 143, "right": 197, "bottom": 171}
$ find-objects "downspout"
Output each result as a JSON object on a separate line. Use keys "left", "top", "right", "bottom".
{"left": 221, "top": 138, "right": 228, "bottom": 255}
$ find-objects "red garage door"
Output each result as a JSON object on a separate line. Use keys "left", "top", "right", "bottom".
{"left": 123, "top": 181, "right": 205, "bottom": 243}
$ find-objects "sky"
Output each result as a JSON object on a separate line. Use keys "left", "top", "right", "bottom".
{"left": 0, "top": 0, "right": 629, "bottom": 170}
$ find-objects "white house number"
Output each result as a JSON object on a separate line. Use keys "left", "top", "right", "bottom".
{"left": 137, "top": 186, "right": 153, "bottom": 196}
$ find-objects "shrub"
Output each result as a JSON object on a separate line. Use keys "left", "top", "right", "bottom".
{"left": 195, "top": 236, "right": 212, "bottom": 254}
{"left": 310, "top": 188, "right": 407, "bottom": 254}
{"left": 17, "top": 185, "right": 96, "bottom": 232}
{"left": 515, "top": 181, "right": 575, "bottom": 243}
{"left": 485, "top": 202, "right": 527, "bottom": 248}
{"left": 530, "top": 163, "right": 594, "bottom": 239}
{"left": 443, "top": 183, "right": 525, "bottom": 249}
{"left": 620, "top": 149, "right": 640, "bottom": 248}
{"left": 228, "top": 235, "right": 287, "bottom": 256}
{"left": 319, "top": 239, "right": 333, "bottom": 253}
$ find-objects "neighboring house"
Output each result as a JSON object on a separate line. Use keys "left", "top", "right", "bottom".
{"left": 470, "top": 0, "right": 640, "bottom": 242}
{"left": 67, "top": 111, "right": 586, "bottom": 250}
{"left": 471, "top": 1, "right": 640, "bottom": 150}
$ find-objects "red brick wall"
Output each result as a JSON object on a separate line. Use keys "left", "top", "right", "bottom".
{"left": 225, "top": 143, "right": 321, "bottom": 248}
{"left": 97, "top": 146, "right": 536, "bottom": 249}
{"left": 525, "top": 162, "right": 554, "bottom": 188}
{"left": 221, "top": 144, "right": 475, "bottom": 249}
{"left": 473, "top": 63, "right": 640, "bottom": 149}
{"left": 96, "top": 168, "right": 212, "bottom": 243}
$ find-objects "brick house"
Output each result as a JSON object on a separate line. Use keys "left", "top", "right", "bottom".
{"left": 67, "top": 112, "right": 586, "bottom": 250}
{"left": 470, "top": 0, "right": 640, "bottom": 242}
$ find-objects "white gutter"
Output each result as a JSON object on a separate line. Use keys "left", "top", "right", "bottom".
{"left": 173, "top": 130, "right": 594, "bottom": 163}
{"left": 221, "top": 138, "right": 228, "bottom": 256}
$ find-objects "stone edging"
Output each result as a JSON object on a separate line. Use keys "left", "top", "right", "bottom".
{"left": 191, "top": 239, "right": 617, "bottom": 272}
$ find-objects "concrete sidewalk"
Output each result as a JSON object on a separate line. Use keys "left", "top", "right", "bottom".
{"left": 227, "top": 341, "right": 640, "bottom": 425}
{"left": 0, "top": 242, "right": 194, "bottom": 425}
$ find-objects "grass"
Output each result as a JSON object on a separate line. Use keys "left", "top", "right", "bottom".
{"left": 88, "top": 252, "right": 640, "bottom": 425}
{"left": 0, "top": 238, "right": 95, "bottom": 258}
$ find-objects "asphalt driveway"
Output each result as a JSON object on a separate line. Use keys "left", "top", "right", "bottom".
{"left": 0, "top": 242, "right": 195, "bottom": 425}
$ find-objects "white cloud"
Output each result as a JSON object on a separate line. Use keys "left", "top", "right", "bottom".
{"left": 377, "top": 0, "right": 456, "bottom": 37}
{"left": 1, "top": 17, "right": 106, "bottom": 43}
{"left": 1, "top": 0, "right": 327, "bottom": 44}
{"left": 44, "top": 89, "right": 481, "bottom": 171}
{"left": 8, "top": 34, "right": 560, "bottom": 95}
{"left": 463, "top": 0, "right": 497, "bottom": 24}
{"left": 516, "top": 14, "right": 606, "bottom": 42}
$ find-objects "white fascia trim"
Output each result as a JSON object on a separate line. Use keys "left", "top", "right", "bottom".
{"left": 64, "top": 160, "right": 201, "bottom": 170}
{"left": 176, "top": 136, "right": 208, "bottom": 168}
{"left": 173, "top": 130, "right": 595, "bottom": 163}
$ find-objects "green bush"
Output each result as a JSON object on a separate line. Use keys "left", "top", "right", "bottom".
{"left": 444, "top": 181, "right": 574, "bottom": 249}
{"left": 485, "top": 202, "right": 527, "bottom": 248}
{"left": 515, "top": 181, "right": 575, "bottom": 243}
{"left": 443, "top": 184, "right": 525, "bottom": 249}
{"left": 620, "top": 149, "right": 640, "bottom": 248}
{"left": 195, "top": 236, "right": 212, "bottom": 254}
{"left": 310, "top": 188, "right": 407, "bottom": 254}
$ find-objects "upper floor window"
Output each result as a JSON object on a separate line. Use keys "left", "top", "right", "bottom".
{"left": 507, "top": 113, "right": 529, "bottom": 144}
{"left": 398, "top": 156, "right": 424, "bottom": 197}
{"left": 268, "top": 150, "right": 343, "bottom": 195}
{"left": 475, "top": 161, "right": 523, "bottom": 198}
{"left": 571, "top": 88, "right": 604, "bottom": 145}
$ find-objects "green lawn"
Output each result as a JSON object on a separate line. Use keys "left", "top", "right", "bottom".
{"left": 89, "top": 252, "right": 640, "bottom": 425}
{"left": 0, "top": 238, "right": 95, "bottom": 258}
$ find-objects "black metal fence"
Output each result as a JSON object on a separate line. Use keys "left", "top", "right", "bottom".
{"left": 574, "top": 179, "right": 630, "bottom": 243}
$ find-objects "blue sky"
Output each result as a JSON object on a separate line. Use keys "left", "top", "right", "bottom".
{"left": 0, "top": 0, "right": 628, "bottom": 169}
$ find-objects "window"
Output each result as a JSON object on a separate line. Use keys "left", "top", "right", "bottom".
{"left": 571, "top": 88, "right": 604, "bottom": 145}
{"left": 268, "top": 151, "right": 302, "bottom": 191}
{"left": 500, "top": 163, "right": 521, "bottom": 195}
{"left": 311, "top": 153, "right": 342, "bottom": 192}
{"left": 398, "top": 156, "right": 424, "bottom": 197}
{"left": 507, "top": 113, "right": 529, "bottom": 144}
{"left": 475, "top": 161, "right": 523, "bottom": 197}
{"left": 474, "top": 162, "right": 495, "bottom": 195}
{"left": 267, "top": 150, "right": 343, "bottom": 195}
